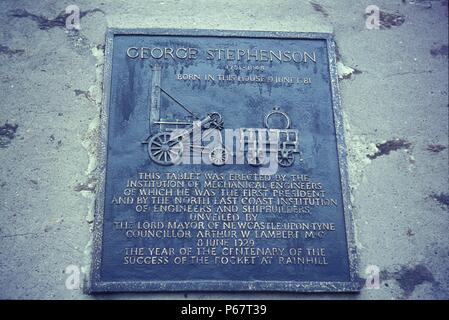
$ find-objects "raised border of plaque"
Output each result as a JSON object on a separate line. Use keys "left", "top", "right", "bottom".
{"left": 88, "top": 28, "right": 360, "bottom": 293}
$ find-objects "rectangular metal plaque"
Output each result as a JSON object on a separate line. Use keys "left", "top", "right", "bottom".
{"left": 89, "top": 29, "right": 359, "bottom": 293}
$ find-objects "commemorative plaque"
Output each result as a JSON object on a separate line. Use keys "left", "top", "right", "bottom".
{"left": 89, "top": 29, "right": 359, "bottom": 292}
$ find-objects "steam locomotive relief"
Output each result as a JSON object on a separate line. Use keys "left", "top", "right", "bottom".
{"left": 142, "top": 64, "right": 302, "bottom": 167}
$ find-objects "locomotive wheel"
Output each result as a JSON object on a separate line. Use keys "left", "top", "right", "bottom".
{"left": 208, "top": 112, "right": 224, "bottom": 130}
{"left": 264, "top": 107, "right": 291, "bottom": 129}
{"left": 209, "top": 147, "right": 228, "bottom": 166}
{"left": 148, "top": 132, "right": 183, "bottom": 166}
{"left": 278, "top": 149, "right": 294, "bottom": 167}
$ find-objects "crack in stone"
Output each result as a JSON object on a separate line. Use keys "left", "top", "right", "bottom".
{"left": 8, "top": 8, "right": 105, "bottom": 30}
{"left": 0, "top": 44, "right": 25, "bottom": 57}
{"left": 363, "top": 10, "right": 405, "bottom": 29}
{"left": 310, "top": 2, "right": 329, "bottom": 18}
{"left": 74, "top": 89, "right": 97, "bottom": 104}
{"left": 0, "top": 122, "right": 18, "bottom": 148}
{"left": 430, "top": 44, "right": 448, "bottom": 57}
{"left": 381, "top": 264, "right": 436, "bottom": 298}
{"left": 430, "top": 193, "right": 449, "bottom": 209}
{"left": 426, "top": 144, "right": 446, "bottom": 153}
{"left": 74, "top": 177, "right": 98, "bottom": 193}
{"left": 385, "top": 70, "right": 433, "bottom": 78}
{"left": 0, "top": 232, "right": 40, "bottom": 238}
{"left": 367, "top": 139, "right": 411, "bottom": 160}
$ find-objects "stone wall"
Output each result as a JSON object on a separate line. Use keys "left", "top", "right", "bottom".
{"left": 0, "top": 0, "right": 447, "bottom": 299}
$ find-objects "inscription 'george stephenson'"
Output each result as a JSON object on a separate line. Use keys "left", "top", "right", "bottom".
{"left": 126, "top": 46, "right": 317, "bottom": 63}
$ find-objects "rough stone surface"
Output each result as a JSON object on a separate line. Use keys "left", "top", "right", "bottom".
{"left": 0, "top": 0, "right": 447, "bottom": 299}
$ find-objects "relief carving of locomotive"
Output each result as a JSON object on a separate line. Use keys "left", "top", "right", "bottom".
{"left": 143, "top": 64, "right": 301, "bottom": 167}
